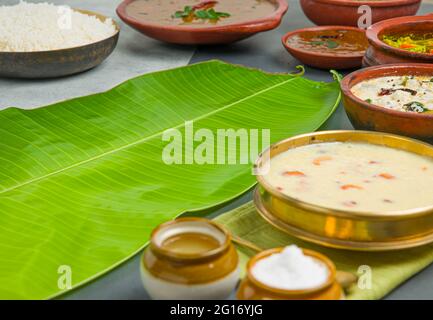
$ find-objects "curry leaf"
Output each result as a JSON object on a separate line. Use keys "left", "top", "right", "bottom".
{"left": 194, "top": 9, "right": 209, "bottom": 19}
{"left": 217, "top": 12, "right": 230, "bottom": 17}
{"left": 184, "top": 5, "right": 193, "bottom": 13}
{"left": 0, "top": 61, "right": 340, "bottom": 299}
{"left": 173, "top": 11, "right": 186, "bottom": 18}
{"left": 207, "top": 8, "right": 218, "bottom": 19}
{"left": 310, "top": 41, "right": 325, "bottom": 46}
{"left": 403, "top": 101, "right": 426, "bottom": 113}
{"left": 326, "top": 40, "right": 339, "bottom": 49}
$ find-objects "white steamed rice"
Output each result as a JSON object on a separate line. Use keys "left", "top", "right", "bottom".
{"left": 0, "top": 1, "right": 117, "bottom": 52}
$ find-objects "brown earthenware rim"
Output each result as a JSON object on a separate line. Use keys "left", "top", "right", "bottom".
{"left": 247, "top": 247, "right": 336, "bottom": 296}
{"left": 341, "top": 63, "right": 433, "bottom": 120}
{"left": 366, "top": 15, "right": 433, "bottom": 61}
{"left": 310, "top": 0, "right": 420, "bottom": 7}
{"left": 150, "top": 217, "right": 232, "bottom": 261}
{"left": 0, "top": 8, "right": 120, "bottom": 54}
{"left": 282, "top": 26, "right": 366, "bottom": 59}
{"left": 116, "top": 0, "right": 288, "bottom": 33}
{"left": 256, "top": 130, "right": 433, "bottom": 219}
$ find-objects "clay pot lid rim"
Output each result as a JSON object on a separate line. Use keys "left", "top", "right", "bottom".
{"left": 149, "top": 217, "right": 233, "bottom": 261}
{"left": 116, "top": 0, "right": 288, "bottom": 33}
{"left": 341, "top": 63, "right": 433, "bottom": 120}
{"left": 308, "top": 0, "right": 421, "bottom": 7}
{"left": 366, "top": 15, "right": 433, "bottom": 60}
{"left": 282, "top": 26, "right": 366, "bottom": 59}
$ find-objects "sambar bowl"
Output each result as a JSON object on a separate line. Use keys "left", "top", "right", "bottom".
{"left": 364, "top": 15, "right": 433, "bottom": 66}
{"left": 341, "top": 63, "right": 433, "bottom": 142}
{"left": 117, "top": 0, "right": 288, "bottom": 45}
{"left": 281, "top": 26, "right": 367, "bottom": 70}
{"left": 254, "top": 130, "right": 433, "bottom": 251}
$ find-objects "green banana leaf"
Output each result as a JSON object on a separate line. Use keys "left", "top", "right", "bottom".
{"left": 0, "top": 60, "right": 341, "bottom": 299}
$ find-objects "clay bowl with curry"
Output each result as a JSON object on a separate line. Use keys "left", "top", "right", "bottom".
{"left": 117, "top": 0, "right": 288, "bottom": 45}
{"left": 364, "top": 15, "right": 433, "bottom": 66}
{"left": 282, "top": 26, "right": 368, "bottom": 70}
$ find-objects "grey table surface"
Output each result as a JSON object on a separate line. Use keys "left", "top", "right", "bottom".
{"left": 1, "top": 0, "right": 432, "bottom": 300}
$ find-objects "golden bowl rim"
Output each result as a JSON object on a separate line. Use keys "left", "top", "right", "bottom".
{"left": 253, "top": 187, "right": 433, "bottom": 251}
{"left": 255, "top": 130, "right": 433, "bottom": 219}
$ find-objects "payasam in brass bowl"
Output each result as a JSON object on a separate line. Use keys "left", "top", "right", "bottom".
{"left": 254, "top": 130, "right": 433, "bottom": 251}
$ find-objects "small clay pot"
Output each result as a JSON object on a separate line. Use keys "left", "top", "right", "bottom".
{"left": 281, "top": 26, "right": 367, "bottom": 70}
{"left": 300, "top": 0, "right": 421, "bottom": 27}
{"left": 341, "top": 63, "right": 433, "bottom": 142}
{"left": 364, "top": 15, "right": 433, "bottom": 67}
{"left": 141, "top": 218, "right": 239, "bottom": 300}
{"left": 237, "top": 248, "right": 342, "bottom": 300}
{"left": 116, "top": 0, "right": 288, "bottom": 45}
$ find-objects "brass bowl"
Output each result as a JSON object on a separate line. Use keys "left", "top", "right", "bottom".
{"left": 0, "top": 9, "right": 120, "bottom": 79}
{"left": 254, "top": 130, "right": 433, "bottom": 251}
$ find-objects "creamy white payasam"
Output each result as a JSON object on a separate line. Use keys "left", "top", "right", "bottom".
{"left": 263, "top": 142, "right": 433, "bottom": 212}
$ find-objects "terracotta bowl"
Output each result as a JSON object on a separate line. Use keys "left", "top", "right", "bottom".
{"left": 341, "top": 64, "right": 433, "bottom": 142}
{"left": 116, "top": 0, "right": 288, "bottom": 45}
{"left": 281, "top": 26, "right": 366, "bottom": 70}
{"left": 0, "top": 9, "right": 119, "bottom": 79}
{"left": 300, "top": 0, "right": 421, "bottom": 27}
{"left": 364, "top": 15, "right": 433, "bottom": 67}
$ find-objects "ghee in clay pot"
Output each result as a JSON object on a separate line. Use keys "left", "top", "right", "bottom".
{"left": 141, "top": 217, "right": 239, "bottom": 300}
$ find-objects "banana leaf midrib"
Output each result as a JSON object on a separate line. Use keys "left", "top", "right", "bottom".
{"left": 0, "top": 76, "right": 298, "bottom": 196}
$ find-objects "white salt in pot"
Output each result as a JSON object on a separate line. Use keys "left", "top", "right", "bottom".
{"left": 237, "top": 247, "right": 343, "bottom": 300}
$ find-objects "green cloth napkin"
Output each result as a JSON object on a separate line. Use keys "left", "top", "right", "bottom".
{"left": 214, "top": 201, "right": 433, "bottom": 300}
